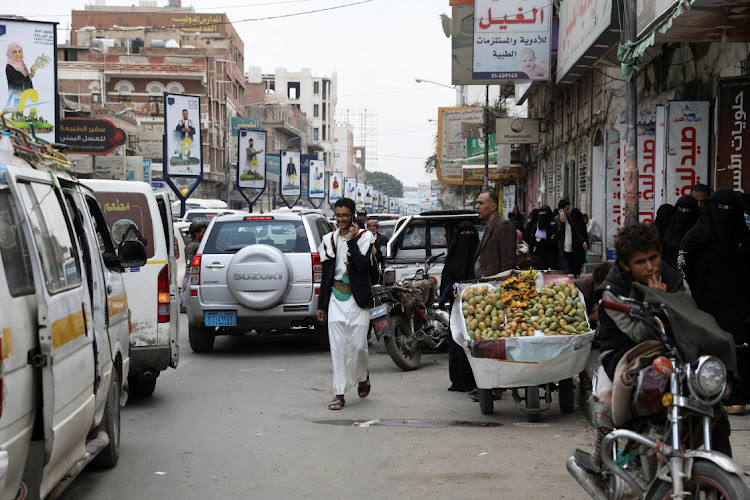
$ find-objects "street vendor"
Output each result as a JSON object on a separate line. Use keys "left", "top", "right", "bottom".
{"left": 316, "top": 197, "right": 374, "bottom": 410}
{"left": 473, "top": 191, "right": 517, "bottom": 278}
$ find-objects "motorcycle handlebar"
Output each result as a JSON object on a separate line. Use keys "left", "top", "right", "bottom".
{"left": 600, "top": 299, "right": 632, "bottom": 314}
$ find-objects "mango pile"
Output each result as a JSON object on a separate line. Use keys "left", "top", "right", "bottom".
{"left": 461, "top": 284, "right": 506, "bottom": 341}
{"left": 500, "top": 269, "right": 538, "bottom": 311}
{"left": 525, "top": 281, "right": 590, "bottom": 335}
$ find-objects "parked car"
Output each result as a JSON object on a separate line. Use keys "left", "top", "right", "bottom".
{"left": 0, "top": 148, "right": 146, "bottom": 499}
{"left": 186, "top": 210, "right": 333, "bottom": 352}
{"left": 384, "top": 211, "right": 482, "bottom": 289}
{"left": 83, "top": 180, "right": 180, "bottom": 397}
{"left": 181, "top": 208, "right": 246, "bottom": 223}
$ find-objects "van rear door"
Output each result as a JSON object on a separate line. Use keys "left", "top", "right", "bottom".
{"left": 155, "top": 192, "right": 179, "bottom": 368}
{"left": 14, "top": 178, "right": 96, "bottom": 497}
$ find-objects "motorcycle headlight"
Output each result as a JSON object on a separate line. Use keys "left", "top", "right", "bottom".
{"left": 692, "top": 356, "right": 726, "bottom": 399}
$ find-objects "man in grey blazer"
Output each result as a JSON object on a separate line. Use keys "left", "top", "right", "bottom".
{"left": 474, "top": 191, "right": 518, "bottom": 278}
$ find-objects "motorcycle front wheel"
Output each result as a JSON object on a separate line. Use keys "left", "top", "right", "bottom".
{"left": 651, "top": 460, "right": 749, "bottom": 499}
{"left": 384, "top": 314, "right": 422, "bottom": 371}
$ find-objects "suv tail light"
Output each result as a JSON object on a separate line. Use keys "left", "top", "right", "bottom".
{"left": 157, "top": 265, "right": 170, "bottom": 323}
{"left": 190, "top": 254, "right": 202, "bottom": 296}
{"left": 312, "top": 253, "right": 322, "bottom": 283}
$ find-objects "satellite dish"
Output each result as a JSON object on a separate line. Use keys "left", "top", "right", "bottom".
{"left": 440, "top": 14, "right": 452, "bottom": 38}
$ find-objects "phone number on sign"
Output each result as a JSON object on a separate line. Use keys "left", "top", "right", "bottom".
{"left": 490, "top": 73, "right": 519, "bottom": 79}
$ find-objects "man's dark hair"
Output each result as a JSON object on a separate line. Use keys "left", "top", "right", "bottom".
{"left": 335, "top": 197, "right": 355, "bottom": 214}
{"left": 188, "top": 221, "right": 208, "bottom": 238}
{"left": 529, "top": 255, "right": 546, "bottom": 270}
{"left": 592, "top": 261, "right": 614, "bottom": 286}
{"left": 740, "top": 193, "right": 750, "bottom": 214}
{"left": 615, "top": 223, "right": 661, "bottom": 264}
{"left": 182, "top": 109, "right": 188, "bottom": 113}
{"left": 691, "top": 183, "right": 710, "bottom": 195}
{"left": 507, "top": 212, "right": 516, "bottom": 220}
{"left": 583, "top": 213, "right": 589, "bottom": 219}
{"left": 558, "top": 199, "right": 570, "bottom": 210}
{"left": 479, "top": 190, "right": 499, "bottom": 207}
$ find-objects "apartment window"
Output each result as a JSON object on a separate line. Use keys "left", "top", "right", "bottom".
{"left": 314, "top": 81, "right": 319, "bottom": 94}
{"left": 322, "top": 81, "right": 327, "bottom": 100}
{"left": 314, "top": 104, "right": 319, "bottom": 118}
{"left": 322, "top": 125, "right": 327, "bottom": 141}
{"left": 314, "top": 127, "right": 319, "bottom": 141}
{"left": 322, "top": 104, "right": 326, "bottom": 121}
{"left": 578, "top": 143, "right": 588, "bottom": 193}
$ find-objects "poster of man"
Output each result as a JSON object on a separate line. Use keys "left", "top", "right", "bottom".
{"left": 0, "top": 19, "right": 56, "bottom": 137}
{"left": 280, "top": 150, "right": 301, "bottom": 197}
{"left": 237, "top": 130, "right": 266, "bottom": 189}
{"left": 355, "top": 182, "right": 366, "bottom": 211}
{"left": 165, "top": 94, "right": 202, "bottom": 176}
{"left": 344, "top": 177, "right": 356, "bottom": 200}
{"left": 308, "top": 159, "right": 325, "bottom": 199}
{"left": 329, "top": 171, "right": 343, "bottom": 203}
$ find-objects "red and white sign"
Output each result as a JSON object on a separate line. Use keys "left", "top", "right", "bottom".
{"left": 605, "top": 129, "right": 622, "bottom": 256}
{"left": 665, "top": 100, "right": 710, "bottom": 205}
{"left": 637, "top": 124, "right": 657, "bottom": 223}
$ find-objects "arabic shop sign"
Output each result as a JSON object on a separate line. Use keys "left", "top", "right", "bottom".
{"left": 169, "top": 14, "right": 223, "bottom": 33}
{"left": 59, "top": 118, "right": 127, "bottom": 155}
{"left": 472, "top": 0, "right": 551, "bottom": 81}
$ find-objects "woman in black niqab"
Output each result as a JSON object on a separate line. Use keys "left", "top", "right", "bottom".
{"left": 567, "top": 208, "right": 589, "bottom": 276}
{"left": 653, "top": 203, "right": 675, "bottom": 246}
{"left": 663, "top": 196, "right": 699, "bottom": 269}
{"left": 524, "top": 208, "right": 539, "bottom": 244}
{"left": 529, "top": 205, "right": 558, "bottom": 269}
{"left": 680, "top": 188, "right": 750, "bottom": 406}
{"left": 439, "top": 221, "right": 479, "bottom": 393}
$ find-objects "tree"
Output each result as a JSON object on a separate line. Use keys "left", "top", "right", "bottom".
{"left": 365, "top": 170, "right": 404, "bottom": 198}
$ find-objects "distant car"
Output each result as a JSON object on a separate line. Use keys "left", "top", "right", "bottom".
{"left": 384, "top": 211, "right": 483, "bottom": 289}
{"left": 174, "top": 221, "right": 190, "bottom": 287}
{"left": 186, "top": 210, "right": 334, "bottom": 352}
{"left": 378, "top": 219, "right": 399, "bottom": 240}
{"left": 182, "top": 208, "right": 246, "bottom": 223}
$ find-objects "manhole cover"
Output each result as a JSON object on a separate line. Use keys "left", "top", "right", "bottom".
{"left": 314, "top": 419, "right": 503, "bottom": 428}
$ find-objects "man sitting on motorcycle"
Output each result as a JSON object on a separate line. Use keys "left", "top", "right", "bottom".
{"left": 595, "top": 222, "right": 732, "bottom": 456}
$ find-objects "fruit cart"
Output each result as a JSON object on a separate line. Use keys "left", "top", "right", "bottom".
{"left": 451, "top": 271, "right": 594, "bottom": 422}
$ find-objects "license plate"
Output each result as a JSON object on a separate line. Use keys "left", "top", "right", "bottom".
{"left": 205, "top": 311, "right": 237, "bottom": 327}
{"left": 369, "top": 303, "right": 389, "bottom": 319}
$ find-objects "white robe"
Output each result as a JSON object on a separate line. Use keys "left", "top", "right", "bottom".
{"left": 318, "top": 229, "right": 374, "bottom": 395}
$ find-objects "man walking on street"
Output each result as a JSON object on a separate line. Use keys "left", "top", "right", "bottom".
{"left": 474, "top": 190, "right": 517, "bottom": 278}
{"left": 317, "top": 198, "right": 374, "bottom": 410}
{"left": 556, "top": 199, "right": 574, "bottom": 273}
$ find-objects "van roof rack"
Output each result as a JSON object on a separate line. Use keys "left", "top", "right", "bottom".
{"left": 0, "top": 112, "right": 73, "bottom": 174}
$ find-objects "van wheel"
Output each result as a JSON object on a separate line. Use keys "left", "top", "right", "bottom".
{"left": 189, "top": 324, "right": 215, "bottom": 353}
{"left": 128, "top": 376, "right": 157, "bottom": 398}
{"left": 91, "top": 369, "right": 120, "bottom": 469}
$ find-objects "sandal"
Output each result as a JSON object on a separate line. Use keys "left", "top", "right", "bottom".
{"left": 358, "top": 374, "right": 371, "bottom": 399}
{"left": 328, "top": 395, "right": 345, "bottom": 410}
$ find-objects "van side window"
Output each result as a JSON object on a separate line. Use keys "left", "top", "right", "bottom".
{"left": 18, "top": 182, "right": 82, "bottom": 293}
{"left": 0, "top": 189, "right": 35, "bottom": 296}
{"left": 86, "top": 195, "right": 117, "bottom": 255}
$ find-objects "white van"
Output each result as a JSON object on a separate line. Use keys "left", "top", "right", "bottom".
{"left": 0, "top": 149, "right": 146, "bottom": 498}
{"left": 83, "top": 180, "right": 180, "bottom": 397}
{"left": 171, "top": 198, "right": 228, "bottom": 218}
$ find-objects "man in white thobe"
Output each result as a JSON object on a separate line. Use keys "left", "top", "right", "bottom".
{"left": 316, "top": 197, "right": 374, "bottom": 410}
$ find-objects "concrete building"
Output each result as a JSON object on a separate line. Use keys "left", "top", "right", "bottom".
{"left": 247, "top": 67, "right": 337, "bottom": 167}
{"left": 333, "top": 121, "right": 355, "bottom": 178}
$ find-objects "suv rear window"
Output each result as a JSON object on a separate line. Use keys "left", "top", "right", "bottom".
{"left": 204, "top": 220, "right": 309, "bottom": 254}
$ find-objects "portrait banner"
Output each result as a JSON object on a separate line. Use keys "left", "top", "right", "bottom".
{"left": 0, "top": 19, "right": 57, "bottom": 139}
{"left": 308, "top": 160, "right": 325, "bottom": 199}
{"left": 344, "top": 177, "right": 357, "bottom": 201}
{"left": 280, "top": 150, "right": 301, "bottom": 197}
{"left": 237, "top": 129, "right": 266, "bottom": 189}
{"left": 365, "top": 183, "right": 374, "bottom": 211}
{"left": 165, "top": 93, "right": 202, "bottom": 176}
{"left": 328, "top": 171, "right": 343, "bottom": 204}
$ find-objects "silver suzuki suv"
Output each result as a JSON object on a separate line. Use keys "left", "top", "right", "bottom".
{"left": 186, "top": 209, "right": 333, "bottom": 352}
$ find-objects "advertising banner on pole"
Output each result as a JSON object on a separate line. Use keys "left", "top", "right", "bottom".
{"left": 237, "top": 129, "right": 266, "bottom": 189}
{"left": 308, "top": 160, "right": 325, "bottom": 199}
{"left": 280, "top": 150, "right": 301, "bottom": 197}
{"left": 472, "top": 0, "right": 551, "bottom": 81}
{"left": 344, "top": 177, "right": 356, "bottom": 201}
{"left": 328, "top": 171, "right": 343, "bottom": 203}
{"left": 655, "top": 105, "right": 666, "bottom": 208}
{"left": 365, "top": 184, "right": 374, "bottom": 211}
{"left": 605, "top": 129, "right": 622, "bottom": 259}
{"left": 637, "top": 124, "right": 657, "bottom": 223}
{"left": 59, "top": 118, "right": 126, "bottom": 154}
{"left": 437, "top": 106, "right": 485, "bottom": 185}
{"left": 496, "top": 118, "right": 540, "bottom": 144}
{"left": 384, "top": 195, "right": 390, "bottom": 213}
{"left": 359, "top": 183, "right": 366, "bottom": 207}
{"left": 0, "top": 19, "right": 57, "bottom": 139}
{"left": 165, "top": 93, "right": 202, "bottom": 176}
{"left": 665, "top": 100, "right": 710, "bottom": 205}
{"left": 716, "top": 77, "right": 750, "bottom": 194}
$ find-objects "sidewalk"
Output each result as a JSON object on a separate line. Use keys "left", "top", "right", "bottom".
{"left": 729, "top": 414, "right": 750, "bottom": 487}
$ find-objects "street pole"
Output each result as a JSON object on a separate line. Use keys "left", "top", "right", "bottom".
{"left": 623, "top": 0, "right": 639, "bottom": 226}
{"left": 483, "top": 85, "right": 490, "bottom": 190}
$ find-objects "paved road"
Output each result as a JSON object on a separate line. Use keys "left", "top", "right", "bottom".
{"left": 60, "top": 317, "right": 597, "bottom": 499}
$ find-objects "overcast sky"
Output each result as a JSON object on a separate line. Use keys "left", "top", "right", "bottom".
{"left": 8, "top": 0, "right": 457, "bottom": 188}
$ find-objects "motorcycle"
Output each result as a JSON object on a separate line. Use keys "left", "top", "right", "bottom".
{"left": 369, "top": 253, "right": 449, "bottom": 371}
{"left": 567, "top": 294, "right": 749, "bottom": 499}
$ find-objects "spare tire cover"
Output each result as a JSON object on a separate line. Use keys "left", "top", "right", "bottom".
{"left": 226, "top": 244, "right": 291, "bottom": 310}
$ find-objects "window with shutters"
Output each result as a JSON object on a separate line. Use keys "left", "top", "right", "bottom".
{"left": 578, "top": 143, "right": 588, "bottom": 193}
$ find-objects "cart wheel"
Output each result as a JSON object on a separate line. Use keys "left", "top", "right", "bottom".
{"left": 559, "top": 378, "right": 575, "bottom": 413}
{"left": 478, "top": 389, "right": 494, "bottom": 415}
{"left": 526, "top": 385, "right": 540, "bottom": 422}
